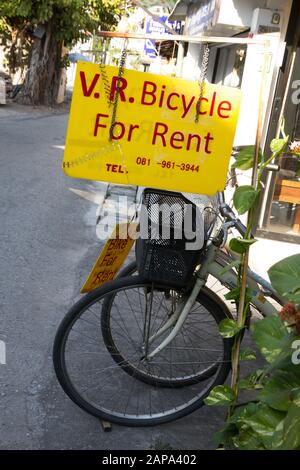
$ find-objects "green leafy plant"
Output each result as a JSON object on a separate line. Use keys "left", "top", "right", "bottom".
{"left": 204, "top": 121, "right": 300, "bottom": 449}
{"left": 269, "top": 254, "right": 300, "bottom": 305}
{"left": 227, "top": 128, "right": 289, "bottom": 413}
{"left": 205, "top": 310, "right": 300, "bottom": 450}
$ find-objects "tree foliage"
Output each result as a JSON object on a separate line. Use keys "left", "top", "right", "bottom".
{"left": 0, "top": 1, "right": 126, "bottom": 103}
{"left": 0, "top": 0, "right": 124, "bottom": 56}
{"left": 140, "top": 0, "right": 177, "bottom": 9}
{"left": 0, "top": 1, "right": 122, "bottom": 41}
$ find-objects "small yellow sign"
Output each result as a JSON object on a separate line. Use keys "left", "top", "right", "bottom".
{"left": 81, "top": 223, "right": 137, "bottom": 293}
{"left": 63, "top": 63, "right": 242, "bottom": 195}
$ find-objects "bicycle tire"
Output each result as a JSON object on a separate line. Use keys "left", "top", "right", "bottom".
{"left": 53, "top": 275, "right": 232, "bottom": 426}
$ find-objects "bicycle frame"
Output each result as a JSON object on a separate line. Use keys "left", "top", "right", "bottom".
{"left": 145, "top": 243, "right": 282, "bottom": 361}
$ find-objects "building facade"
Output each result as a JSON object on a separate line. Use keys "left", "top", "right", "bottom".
{"left": 170, "top": 0, "right": 300, "bottom": 243}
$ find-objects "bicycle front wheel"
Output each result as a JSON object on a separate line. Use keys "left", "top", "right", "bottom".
{"left": 53, "top": 276, "right": 232, "bottom": 426}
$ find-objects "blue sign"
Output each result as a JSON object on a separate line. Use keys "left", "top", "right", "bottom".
{"left": 144, "top": 16, "right": 181, "bottom": 58}
{"left": 185, "top": 0, "right": 216, "bottom": 36}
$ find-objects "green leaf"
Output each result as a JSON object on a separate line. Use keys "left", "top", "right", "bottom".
{"left": 285, "top": 291, "right": 300, "bottom": 303}
{"left": 237, "top": 403, "right": 285, "bottom": 448}
{"left": 213, "top": 423, "right": 238, "bottom": 448}
{"left": 281, "top": 403, "right": 300, "bottom": 449}
{"left": 270, "top": 137, "right": 288, "bottom": 155}
{"left": 239, "top": 369, "right": 265, "bottom": 390}
{"left": 231, "top": 403, "right": 284, "bottom": 449}
{"left": 269, "top": 421, "right": 285, "bottom": 449}
{"left": 237, "top": 238, "right": 258, "bottom": 246}
{"left": 233, "top": 146, "right": 263, "bottom": 170}
{"left": 229, "top": 237, "right": 257, "bottom": 254}
{"left": 268, "top": 254, "right": 300, "bottom": 303}
{"left": 239, "top": 347, "right": 256, "bottom": 361}
{"left": 232, "top": 430, "right": 265, "bottom": 450}
{"left": 290, "top": 388, "right": 300, "bottom": 406}
{"left": 219, "top": 318, "right": 243, "bottom": 338}
{"left": 204, "top": 385, "right": 235, "bottom": 406}
{"left": 233, "top": 402, "right": 259, "bottom": 422}
{"left": 224, "top": 286, "right": 254, "bottom": 303}
{"left": 264, "top": 335, "right": 300, "bottom": 374}
{"left": 233, "top": 185, "right": 260, "bottom": 215}
{"left": 224, "top": 287, "right": 240, "bottom": 302}
{"left": 258, "top": 370, "right": 300, "bottom": 411}
{"left": 229, "top": 403, "right": 264, "bottom": 449}
{"left": 252, "top": 316, "right": 290, "bottom": 363}
{"left": 218, "top": 260, "right": 240, "bottom": 276}
{"left": 230, "top": 402, "right": 259, "bottom": 424}
{"left": 229, "top": 238, "right": 246, "bottom": 254}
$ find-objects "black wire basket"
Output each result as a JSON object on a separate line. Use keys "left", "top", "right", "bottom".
{"left": 135, "top": 188, "right": 214, "bottom": 288}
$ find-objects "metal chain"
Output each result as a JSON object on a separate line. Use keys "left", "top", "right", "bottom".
{"left": 99, "top": 61, "right": 113, "bottom": 109}
{"left": 195, "top": 43, "right": 210, "bottom": 123}
{"left": 108, "top": 40, "right": 209, "bottom": 133}
{"left": 109, "top": 39, "right": 129, "bottom": 140}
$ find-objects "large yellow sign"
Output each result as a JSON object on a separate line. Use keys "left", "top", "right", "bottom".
{"left": 63, "top": 62, "right": 241, "bottom": 195}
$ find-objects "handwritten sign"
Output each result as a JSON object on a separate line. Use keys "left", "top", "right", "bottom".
{"left": 63, "top": 63, "right": 241, "bottom": 195}
{"left": 81, "top": 223, "right": 137, "bottom": 293}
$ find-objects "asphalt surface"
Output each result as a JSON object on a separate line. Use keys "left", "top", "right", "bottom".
{"left": 0, "top": 103, "right": 243, "bottom": 450}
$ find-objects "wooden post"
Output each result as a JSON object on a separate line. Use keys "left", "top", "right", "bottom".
{"left": 252, "top": 48, "right": 270, "bottom": 188}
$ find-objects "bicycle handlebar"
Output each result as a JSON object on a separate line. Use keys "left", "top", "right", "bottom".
{"left": 218, "top": 201, "right": 247, "bottom": 237}
{"left": 234, "top": 219, "right": 247, "bottom": 237}
{"left": 215, "top": 163, "right": 280, "bottom": 241}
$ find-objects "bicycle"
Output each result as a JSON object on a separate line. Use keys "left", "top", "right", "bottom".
{"left": 53, "top": 187, "right": 283, "bottom": 426}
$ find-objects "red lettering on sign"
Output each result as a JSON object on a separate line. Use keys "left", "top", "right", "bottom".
{"left": 102, "top": 252, "right": 116, "bottom": 266}
{"left": 127, "top": 124, "right": 140, "bottom": 141}
{"left": 110, "top": 76, "right": 128, "bottom": 102}
{"left": 197, "top": 96, "right": 208, "bottom": 115}
{"left": 108, "top": 239, "right": 128, "bottom": 250}
{"left": 94, "top": 113, "right": 109, "bottom": 137}
{"left": 182, "top": 95, "right": 195, "bottom": 119}
{"left": 218, "top": 101, "right": 232, "bottom": 118}
{"left": 152, "top": 122, "right": 214, "bottom": 154}
{"left": 141, "top": 81, "right": 157, "bottom": 105}
{"left": 209, "top": 92, "right": 216, "bottom": 116}
{"left": 186, "top": 134, "right": 201, "bottom": 152}
{"left": 106, "top": 164, "right": 125, "bottom": 174}
{"left": 80, "top": 72, "right": 100, "bottom": 97}
{"left": 166, "top": 92, "right": 179, "bottom": 111}
{"left": 92, "top": 271, "right": 115, "bottom": 285}
{"left": 111, "top": 122, "right": 126, "bottom": 140}
{"left": 158, "top": 85, "right": 166, "bottom": 107}
{"left": 204, "top": 132, "right": 214, "bottom": 153}
{"left": 152, "top": 122, "right": 168, "bottom": 146}
{"left": 170, "top": 131, "right": 184, "bottom": 149}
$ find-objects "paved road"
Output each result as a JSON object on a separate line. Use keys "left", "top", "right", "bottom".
{"left": 0, "top": 105, "right": 232, "bottom": 450}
